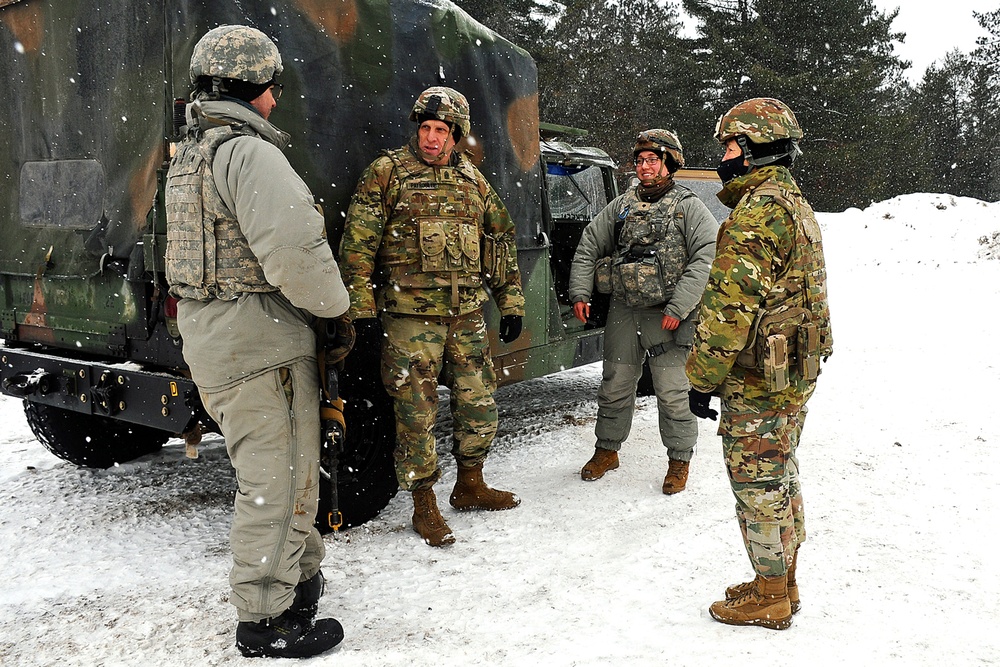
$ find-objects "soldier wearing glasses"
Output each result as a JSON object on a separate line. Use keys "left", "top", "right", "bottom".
{"left": 568, "top": 129, "right": 718, "bottom": 494}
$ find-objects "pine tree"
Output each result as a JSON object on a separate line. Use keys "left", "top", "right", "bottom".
{"left": 451, "top": 0, "right": 556, "bottom": 61}
{"left": 904, "top": 9, "right": 1000, "bottom": 202}
{"left": 683, "top": 0, "right": 910, "bottom": 210}
{"left": 537, "top": 0, "right": 711, "bottom": 171}
{"left": 966, "top": 9, "right": 1000, "bottom": 200}
{"left": 914, "top": 53, "right": 972, "bottom": 195}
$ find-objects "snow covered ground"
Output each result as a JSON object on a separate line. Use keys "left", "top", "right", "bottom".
{"left": 1, "top": 192, "right": 998, "bottom": 666}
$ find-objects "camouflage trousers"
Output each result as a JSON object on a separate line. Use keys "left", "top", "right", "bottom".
{"left": 719, "top": 405, "right": 808, "bottom": 578}
{"left": 381, "top": 310, "right": 498, "bottom": 491}
{"left": 198, "top": 357, "right": 325, "bottom": 622}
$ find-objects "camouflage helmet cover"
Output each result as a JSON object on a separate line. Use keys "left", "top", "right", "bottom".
{"left": 633, "top": 129, "right": 685, "bottom": 170}
{"left": 189, "top": 25, "right": 283, "bottom": 85}
{"left": 410, "top": 86, "right": 472, "bottom": 139}
{"left": 715, "top": 97, "right": 803, "bottom": 145}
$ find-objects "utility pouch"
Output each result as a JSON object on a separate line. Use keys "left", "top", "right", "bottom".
{"left": 764, "top": 334, "right": 790, "bottom": 392}
{"left": 419, "top": 219, "right": 481, "bottom": 274}
{"left": 736, "top": 306, "right": 809, "bottom": 371}
{"left": 797, "top": 322, "right": 820, "bottom": 380}
{"left": 735, "top": 309, "right": 765, "bottom": 369}
{"left": 611, "top": 256, "right": 667, "bottom": 307}
{"left": 594, "top": 257, "right": 612, "bottom": 294}
{"left": 481, "top": 234, "right": 508, "bottom": 288}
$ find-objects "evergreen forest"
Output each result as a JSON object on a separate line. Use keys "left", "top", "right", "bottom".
{"left": 453, "top": 0, "right": 1000, "bottom": 211}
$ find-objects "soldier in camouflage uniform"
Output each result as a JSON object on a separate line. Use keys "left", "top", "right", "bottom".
{"left": 164, "top": 26, "right": 348, "bottom": 659}
{"left": 338, "top": 86, "right": 525, "bottom": 548}
{"left": 568, "top": 129, "right": 718, "bottom": 494}
{"left": 685, "top": 98, "right": 833, "bottom": 630}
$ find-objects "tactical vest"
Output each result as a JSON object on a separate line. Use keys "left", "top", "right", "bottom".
{"left": 165, "top": 123, "right": 277, "bottom": 301}
{"left": 378, "top": 147, "right": 487, "bottom": 303}
{"left": 734, "top": 180, "right": 833, "bottom": 388}
{"left": 609, "top": 185, "right": 694, "bottom": 308}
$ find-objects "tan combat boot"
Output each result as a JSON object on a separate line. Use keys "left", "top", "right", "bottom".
{"left": 710, "top": 575, "right": 792, "bottom": 630}
{"left": 580, "top": 447, "right": 619, "bottom": 481}
{"left": 449, "top": 463, "right": 520, "bottom": 511}
{"left": 661, "top": 458, "right": 689, "bottom": 494}
{"left": 786, "top": 547, "right": 800, "bottom": 613}
{"left": 411, "top": 487, "right": 455, "bottom": 547}
{"left": 726, "top": 548, "right": 801, "bottom": 614}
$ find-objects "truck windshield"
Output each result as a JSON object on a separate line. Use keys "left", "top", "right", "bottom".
{"left": 546, "top": 163, "right": 608, "bottom": 222}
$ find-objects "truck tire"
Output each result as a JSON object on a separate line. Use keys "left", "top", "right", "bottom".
{"left": 23, "top": 400, "right": 169, "bottom": 469}
{"left": 316, "top": 391, "right": 398, "bottom": 532}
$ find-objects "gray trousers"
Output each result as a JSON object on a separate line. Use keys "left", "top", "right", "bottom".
{"left": 199, "top": 356, "right": 325, "bottom": 622}
{"left": 595, "top": 300, "right": 697, "bottom": 460}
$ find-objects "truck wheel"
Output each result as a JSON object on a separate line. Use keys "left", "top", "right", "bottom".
{"left": 316, "top": 392, "right": 398, "bottom": 532}
{"left": 23, "top": 400, "right": 169, "bottom": 469}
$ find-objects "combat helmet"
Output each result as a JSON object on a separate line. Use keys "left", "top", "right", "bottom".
{"left": 633, "top": 129, "right": 685, "bottom": 172}
{"left": 410, "top": 86, "right": 471, "bottom": 140}
{"left": 189, "top": 25, "right": 283, "bottom": 85}
{"left": 715, "top": 97, "right": 803, "bottom": 166}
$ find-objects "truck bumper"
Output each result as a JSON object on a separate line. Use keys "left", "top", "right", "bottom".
{"left": 0, "top": 346, "right": 199, "bottom": 433}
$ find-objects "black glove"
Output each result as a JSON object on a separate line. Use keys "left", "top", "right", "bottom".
{"left": 498, "top": 314, "right": 523, "bottom": 344}
{"left": 688, "top": 388, "right": 718, "bottom": 420}
{"left": 322, "top": 316, "right": 356, "bottom": 366}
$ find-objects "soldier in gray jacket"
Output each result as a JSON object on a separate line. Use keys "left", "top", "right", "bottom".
{"left": 165, "top": 26, "right": 349, "bottom": 659}
{"left": 569, "top": 129, "right": 718, "bottom": 494}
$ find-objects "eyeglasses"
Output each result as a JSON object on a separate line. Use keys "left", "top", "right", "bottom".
{"left": 270, "top": 82, "right": 283, "bottom": 101}
{"left": 635, "top": 156, "right": 662, "bottom": 166}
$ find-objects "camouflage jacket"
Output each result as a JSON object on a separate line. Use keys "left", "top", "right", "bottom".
{"left": 339, "top": 139, "right": 524, "bottom": 319}
{"left": 686, "top": 166, "right": 832, "bottom": 413}
{"left": 568, "top": 182, "right": 718, "bottom": 320}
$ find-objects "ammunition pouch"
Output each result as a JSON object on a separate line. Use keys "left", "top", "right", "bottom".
{"left": 610, "top": 252, "right": 668, "bottom": 308}
{"left": 796, "top": 321, "right": 821, "bottom": 381}
{"left": 482, "top": 234, "right": 509, "bottom": 289}
{"left": 594, "top": 257, "right": 613, "bottom": 294}
{"left": 418, "top": 218, "right": 481, "bottom": 275}
{"left": 735, "top": 306, "right": 821, "bottom": 390}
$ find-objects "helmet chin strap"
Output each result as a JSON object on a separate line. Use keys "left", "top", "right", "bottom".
{"left": 422, "top": 147, "right": 447, "bottom": 161}
{"left": 639, "top": 166, "right": 669, "bottom": 186}
{"left": 737, "top": 135, "right": 802, "bottom": 167}
{"left": 207, "top": 76, "right": 223, "bottom": 101}
{"left": 415, "top": 136, "right": 453, "bottom": 164}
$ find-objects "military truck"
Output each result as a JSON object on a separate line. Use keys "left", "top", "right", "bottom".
{"left": 0, "top": 0, "right": 723, "bottom": 530}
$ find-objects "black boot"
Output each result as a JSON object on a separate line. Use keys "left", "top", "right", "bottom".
{"left": 236, "top": 608, "right": 344, "bottom": 659}
{"left": 288, "top": 570, "right": 325, "bottom": 625}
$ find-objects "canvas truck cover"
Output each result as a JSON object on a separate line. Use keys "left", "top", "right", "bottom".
{"left": 0, "top": 0, "right": 542, "bottom": 281}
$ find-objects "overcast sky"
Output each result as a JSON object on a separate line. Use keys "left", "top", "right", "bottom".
{"left": 676, "top": 2, "right": 997, "bottom": 82}
{"left": 873, "top": 0, "right": 996, "bottom": 80}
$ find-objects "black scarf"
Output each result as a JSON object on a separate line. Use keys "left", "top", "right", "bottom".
{"left": 637, "top": 173, "right": 675, "bottom": 202}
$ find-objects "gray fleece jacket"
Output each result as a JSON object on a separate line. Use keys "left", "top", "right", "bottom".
{"left": 176, "top": 100, "right": 349, "bottom": 390}
{"left": 568, "top": 183, "right": 718, "bottom": 321}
